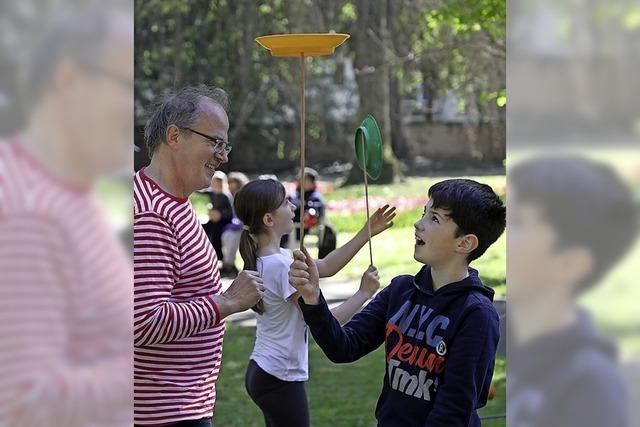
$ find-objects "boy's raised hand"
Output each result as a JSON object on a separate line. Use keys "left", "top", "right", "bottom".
{"left": 366, "top": 204, "right": 397, "bottom": 237}
{"left": 359, "top": 265, "right": 381, "bottom": 298}
{"left": 289, "top": 246, "right": 321, "bottom": 305}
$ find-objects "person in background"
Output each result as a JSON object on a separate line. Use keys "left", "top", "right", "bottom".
{"left": 202, "top": 170, "right": 234, "bottom": 263}
{"left": 219, "top": 171, "right": 249, "bottom": 278}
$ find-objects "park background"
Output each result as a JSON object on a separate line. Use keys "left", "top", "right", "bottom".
{"left": 1, "top": 0, "right": 639, "bottom": 426}
{"left": 134, "top": 1, "right": 507, "bottom": 425}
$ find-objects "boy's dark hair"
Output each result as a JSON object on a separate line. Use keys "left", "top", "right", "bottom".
{"left": 429, "top": 179, "right": 506, "bottom": 263}
{"left": 510, "top": 156, "right": 638, "bottom": 293}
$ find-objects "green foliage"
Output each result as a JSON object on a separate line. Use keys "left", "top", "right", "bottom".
{"left": 135, "top": 0, "right": 506, "bottom": 170}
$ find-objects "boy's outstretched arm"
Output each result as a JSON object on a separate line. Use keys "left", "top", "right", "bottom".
{"left": 424, "top": 307, "right": 500, "bottom": 427}
{"left": 289, "top": 247, "right": 388, "bottom": 363}
{"left": 315, "top": 204, "right": 396, "bottom": 278}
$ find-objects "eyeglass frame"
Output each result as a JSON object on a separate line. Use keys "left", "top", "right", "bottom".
{"left": 179, "top": 126, "right": 232, "bottom": 155}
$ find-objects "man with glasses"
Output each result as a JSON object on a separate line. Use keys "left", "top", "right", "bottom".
{"left": 134, "top": 86, "right": 265, "bottom": 426}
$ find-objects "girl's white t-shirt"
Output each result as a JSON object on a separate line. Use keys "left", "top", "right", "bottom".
{"left": 250, "top": 248, "right": 309, "bottom": 381}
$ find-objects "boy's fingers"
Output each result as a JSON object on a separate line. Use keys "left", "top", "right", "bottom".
{"left": 290, "top": 260, "right": 308, "bottom": 270}
{"left": 293, "top": 270, "right": 310, "bottom": 280}
{"left": 300, "top": 245, "right": 314, "bottom": 267}
{"left": 292, "top": 249, "right": 306, "bottom": 262}
{"left": 289, "top": 277, "right": 308, "bottom": 287}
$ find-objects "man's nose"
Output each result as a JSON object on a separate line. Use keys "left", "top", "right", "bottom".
{"left": 215, "top": 149, "right": 229, "bottom": 164}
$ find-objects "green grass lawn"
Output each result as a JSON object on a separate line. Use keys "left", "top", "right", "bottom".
{"left": 213, "top": 324, "right": 506, "bottom": 427}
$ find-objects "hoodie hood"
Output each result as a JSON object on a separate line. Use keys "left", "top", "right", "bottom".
{"left": 412, "top": 265, "right": 496, "bottom": 302}
{"left": 507, "top": 310, "right": 625, "bottom": 427}
{"left": 510, "top": 308, "right": 617, "bottom": 372}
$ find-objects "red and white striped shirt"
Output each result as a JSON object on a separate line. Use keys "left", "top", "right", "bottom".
{"left": 0, "top": 141, "right": 133, "bottom": 426}
{"left": 134, "top": 168, "right": 224, "bottom": 425}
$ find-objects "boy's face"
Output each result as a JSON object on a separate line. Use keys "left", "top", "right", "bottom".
{"left": 228, "top": 180, "right": 240, "bottom": 195}
{"left": 413, "top": 199, "right": 462, "bottom": 266}
{"left": 507, "top": 192, "right": 591, "bottom": 303}
{"left": 507, "top": 198, "right": 555, "bottom": 302}
{"left": 303, "top": 175, "right": 315, "bottom": 191}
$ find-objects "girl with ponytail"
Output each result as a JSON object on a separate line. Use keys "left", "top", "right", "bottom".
{"left": 234, "top": 178, "right": 397, "bottom": 427}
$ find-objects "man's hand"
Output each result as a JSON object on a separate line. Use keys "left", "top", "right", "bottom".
{"left": 289, "top": 246, "right": 320, "bottom": 305}
{"left": 366, "top": 204, "right": 396, "bottom": 237}
{"left": 214, "top": 270, "right": 264, "bottom": 318}
{"left": 358, "top": 265, "right": 380, "bottom": 298}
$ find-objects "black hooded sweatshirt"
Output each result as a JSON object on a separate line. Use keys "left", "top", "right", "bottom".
{"left": 299, "top": 265, "right": 500, "bottom": 426}
{"left": 507, "top": 310, "right": 628, "bottom": 427}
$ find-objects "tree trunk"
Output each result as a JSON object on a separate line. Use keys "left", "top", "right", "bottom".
{"left": 344, "top": 0, "right": 400, "bottom": 186}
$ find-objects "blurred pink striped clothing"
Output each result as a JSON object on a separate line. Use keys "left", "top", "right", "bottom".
{"left": 0, "top": 141, "right": 133, "bottom": 426}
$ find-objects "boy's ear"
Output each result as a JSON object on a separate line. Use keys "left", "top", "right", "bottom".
{"left": 456, "top": 233, "right": 479, "bottom": 256}
{"left": 262, "top": 213, "right": 274, "bottom": 228}
{"left": 557, "top": 246, "right": 594, "bottom": 290}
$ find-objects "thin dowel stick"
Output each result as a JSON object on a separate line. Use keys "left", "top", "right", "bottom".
{"left": 362, "top": 138, "right": 373, "bottom": 266}
{"left": 299, "top": 54, "right": 306, "bottom": 250}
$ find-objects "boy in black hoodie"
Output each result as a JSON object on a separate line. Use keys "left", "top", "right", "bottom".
{"left": 289, "top": 179, "right": 506, "bottom": 427}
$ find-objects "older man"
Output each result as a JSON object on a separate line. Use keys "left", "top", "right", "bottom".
{"left": 134, "top": 86, "right": 264, "bottom": 427}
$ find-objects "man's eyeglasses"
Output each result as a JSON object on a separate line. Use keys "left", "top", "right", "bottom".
{"left": 180, "top": 127, "right": 232, "bottom": 155}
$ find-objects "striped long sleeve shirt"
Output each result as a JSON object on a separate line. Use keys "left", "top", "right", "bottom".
{"left": 134, "top": 168, "right": 224, "bottom": 425}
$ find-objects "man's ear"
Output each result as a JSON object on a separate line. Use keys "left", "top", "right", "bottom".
{"left": 262, "top": 213, "right": 274, "bottom": 228}
{"left": 456, "top": 233, "right": 479, "bottom": 256}
{"left": 165, "top": 124, "right": 181, "bottom": 149}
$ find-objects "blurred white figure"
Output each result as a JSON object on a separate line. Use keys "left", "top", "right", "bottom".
{"left": 0, "top": 4, "right": 133, "bottom": 427}
{"left": 219, "top": 171, "right": 249, "bottom": 278}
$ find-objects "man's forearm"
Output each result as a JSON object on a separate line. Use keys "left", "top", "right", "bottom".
{"left": 134, "top": 296, "right": 220, "bottom": 346}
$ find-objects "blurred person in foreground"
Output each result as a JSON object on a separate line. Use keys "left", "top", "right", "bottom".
{"left": 134, "top": 85, "right": 264, "bottom": 426}
{"left": 507, "top": 156, "right": 638, "bottom": 427}
{"left": 0, "top": 6, "right": 134, "bottom": 427}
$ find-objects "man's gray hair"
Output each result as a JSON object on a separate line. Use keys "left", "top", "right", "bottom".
{"left": 144, "top": 85, "right": 229, "bottom": 156}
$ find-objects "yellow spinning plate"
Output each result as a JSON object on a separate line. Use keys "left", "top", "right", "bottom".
{"left": 255, "top": 33, "right": 349, "bottom": 57}
{"left": 256, "top": 32, "right": 349, "bottom": 249}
